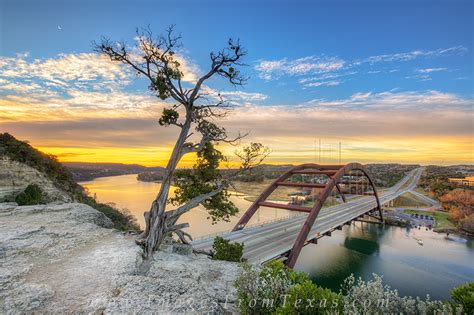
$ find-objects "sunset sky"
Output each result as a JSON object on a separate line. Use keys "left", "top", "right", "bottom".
{"left": 1, "top": 0, "right": 473, "bottom": 166}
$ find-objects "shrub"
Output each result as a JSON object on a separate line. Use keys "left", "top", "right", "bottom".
{"left": 276, "top": 279, "right": 343, "bottom": 314}
{"left": 15, "top": 184, "right": 44, "bottom": 205}
{"left": 235, "top": 261, "right": 307, "bottom": 314}
{"left": 341, "top": 274, "right": 451, "bottom": 314}
{"left": 235, "top": 263, "right": 453, "bottom": 315}
{"left": 76, "top": 194, "right": 140, "bottom": 231}
{"left": 0, "top": 133, "right": 78, "bottom": 195}
{"left": 212, "top": 236, "right": 244, "bottom": 262}
{"left": 451, "top": 282, "right": 474, "bottom": 314}
{"left": 461, "top": 214, "right": 474, "bottom": 234}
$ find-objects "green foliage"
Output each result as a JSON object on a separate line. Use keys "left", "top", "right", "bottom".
{"left": 149, "top": 65, "right": 182, "bottom": 100}
{"left": 170, "top": 143, "right": 238, "bottom": 223}
{"left": 365, "top": 164, "right": 419, "bottom": 188}
{"left": 0, "top": 133, "right": 139, "bottom": 231}
{"left": 211, "top": 236, "right": 244, "bottom": 262}
{"left": 235, "top": 172, "right": 265, "bottom": 182}
{"left": 235, "top": 261, "right": 308, "bottom": 314}
{"left": 196, "top": 120, "right": 226, "bottom": 141}
{"left": 341, "top": 274, "right": 451, "bottom": 314}
{"left": 276, "top": 279, "right": 343, "bottom": 314}
{"left": 158, "top": 108, "right": 179, "bottom": 126}
{"left": 236, "top": 262, "right": 453, "bottom": 314}
{"left": 15, "top": 184, "right": 45, "bottom": 206}
{"left": 451, "top": 282, "right": 474, "bottom": 314}
{"left": 418, "top": 165, "right": 470, "bottom": 197}
{"left": 150, "top": 76, "right": 171, "bottom": 100}
{"left": 0, "top": 133, "right": 77, "bottom": 195}
{"left": 76, "top": 194, "right": 139, "bottom": 231}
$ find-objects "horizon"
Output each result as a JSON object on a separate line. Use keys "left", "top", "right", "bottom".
{"left": 1, "top": 0, "right": 473, "bottom": 166}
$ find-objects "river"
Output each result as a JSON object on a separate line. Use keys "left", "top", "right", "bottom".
{"left": 81, "top": 174, "right": 474, "bottom": 300}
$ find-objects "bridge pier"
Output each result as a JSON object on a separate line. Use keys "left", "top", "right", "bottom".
{"left": 308, "top": 238, "right": 318, "bottom": 244}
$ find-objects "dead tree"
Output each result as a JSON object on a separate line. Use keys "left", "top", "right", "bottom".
{"left": 94, "top": 26, "right": 269, "bottom": 259}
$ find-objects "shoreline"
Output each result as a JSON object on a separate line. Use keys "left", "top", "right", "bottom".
{"left": 383, "top": 209, "right": 472, "bottom": 237}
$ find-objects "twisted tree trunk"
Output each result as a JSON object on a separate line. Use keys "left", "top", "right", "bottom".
{"left": 142, "top": 120, "right": 191, "bottom": 259}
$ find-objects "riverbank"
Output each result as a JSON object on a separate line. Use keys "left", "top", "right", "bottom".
{"left": 383, "top": 207, "right": 473, "bottom": 236}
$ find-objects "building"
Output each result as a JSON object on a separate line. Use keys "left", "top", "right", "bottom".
{"left": 448, "top": 176, "right": 474, "bottom": 187}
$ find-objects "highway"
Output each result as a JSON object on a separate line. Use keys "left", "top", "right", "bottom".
{"left": 193, "top": 167, "right": 424, "bottom": 264}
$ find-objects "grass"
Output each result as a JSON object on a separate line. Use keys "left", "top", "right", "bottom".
{"left": 392, "top": 192, "right": 430, "bottom": 208}
{"left": 414, "top": 187, "right": 436, "bottom": 199}
{"left": 402, "top": 209, "right": 455, "bottom": 229}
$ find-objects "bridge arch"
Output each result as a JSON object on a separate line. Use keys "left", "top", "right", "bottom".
{"left": 232, "top": 163, "right": 382, "bottom": 268}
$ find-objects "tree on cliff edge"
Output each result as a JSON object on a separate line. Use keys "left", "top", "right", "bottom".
{"left": 94, "top": 26, "right": 269, "bottom": 259}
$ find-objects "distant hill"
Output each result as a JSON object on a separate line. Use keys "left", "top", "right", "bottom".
{"left": 224, "top": 163, "right": 420, "bottom": 188}
{"left": 136, "top": 162, "right": 420, "bottom": 188}
{"left": 0, "top": 133, "right": 139, "bottom": 230}
{"left": 63, "top": 162, "right": 165, "bottom": 181}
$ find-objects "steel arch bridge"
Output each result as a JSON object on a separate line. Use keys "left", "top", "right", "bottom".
{"left": 232, "top": 163, "right": 382, "bottom": 268}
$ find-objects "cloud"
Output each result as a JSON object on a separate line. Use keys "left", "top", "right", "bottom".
{"left": 416, "top": 67, "right": 448, "bottom": 73}
{"left": 255, "top": 45, "right": 468, "bottom": 88}
{"left": 0, "top": 53, "right": 129, "bottom": 92}
{"left": 299, "top": 71, "right": 357, "bottom": 84}
{"left": 304, "top": 80, "right": 341, "bottom": 88}
{"left": 200, "top": 86, "right": 268, "bottom": 104}
{"left": 0, "top": 51, "right": 240, "bottom": 123}
{"left": 406, "top": 74, "right": 432, "bottom": 82}
{"left": 208, "top": 90, "right": 474, "bottom": 164}
{"left": 2, "top": 89, "right": 472, "bottom": 165}
{"left": 0, "top": 78, "right": 42, "bottom": 93}
{"left": 219, "top": 90, "right": 268, "bottom": 102}
{"left": 0, "top": 89, "right": 164, "bottom": 123}
{"left": 0, "top": 49, "right": 201, "bottom": 95}
{"left": 305, "top": 90, "right": 471, "bottom": 111}
{"left": 255, "top": 56, "right": 345, "bottom": 80}
{"left": 360, "top": 45, "right": 467, "bottom": 64}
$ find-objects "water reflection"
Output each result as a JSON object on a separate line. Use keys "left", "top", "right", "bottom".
{"left": 343, "top": 237, "right": 380, "bottom": 256}
{"left": 295, "top": 223, "right": 474, "bottom": 299}
{"left": 80, "top": 174, "right": 295, "bottom": 238}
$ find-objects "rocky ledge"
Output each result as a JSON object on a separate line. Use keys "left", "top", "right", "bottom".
{"left": 0, "top": 202, "right": 240, "bottom": 314}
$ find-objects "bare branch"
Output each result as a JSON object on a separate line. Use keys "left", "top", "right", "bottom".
{"left": 168, "top": 185, "right": 227, "bottom": 221}
{"left": 189, "top": 38, "right": 247, "bottom": 102}
{"left": 174, "top": 230, "right": 193, "bottom": 244}
{"left": 166, "top": 222, "right": 189, "bottom": 232}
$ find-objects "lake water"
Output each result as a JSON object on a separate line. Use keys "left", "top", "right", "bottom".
{"left": 81, "top": 174, "right": 474, "bottom": 300}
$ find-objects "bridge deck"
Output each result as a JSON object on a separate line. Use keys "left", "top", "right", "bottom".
{"left": 192, "top": 168, "right": 422, "bottom": 264}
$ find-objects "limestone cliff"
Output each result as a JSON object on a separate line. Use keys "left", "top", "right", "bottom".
{"left": 0, "top": 157, "right": 71, "bottom": 203}
{"left": 0, "top": 202, "right": 240, "bottom": 314}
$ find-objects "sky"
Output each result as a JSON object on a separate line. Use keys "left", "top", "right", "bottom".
{"left": 0, "top": 0, "right": 473, "bottom": 166}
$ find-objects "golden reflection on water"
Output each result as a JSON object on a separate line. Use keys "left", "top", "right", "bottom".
{"left": 80, "top": 174, "right": 295, "bottom": 238}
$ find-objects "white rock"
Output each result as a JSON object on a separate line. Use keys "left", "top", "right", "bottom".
{"left": 0, "top": 157, "right": 71, "bottom": 203}
{"left": 0, "top": 202, "right": 241, "bottom": 314}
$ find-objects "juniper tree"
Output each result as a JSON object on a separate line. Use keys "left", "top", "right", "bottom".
{"left": 94, "top": 26, "right": 269, "bottom": 259}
